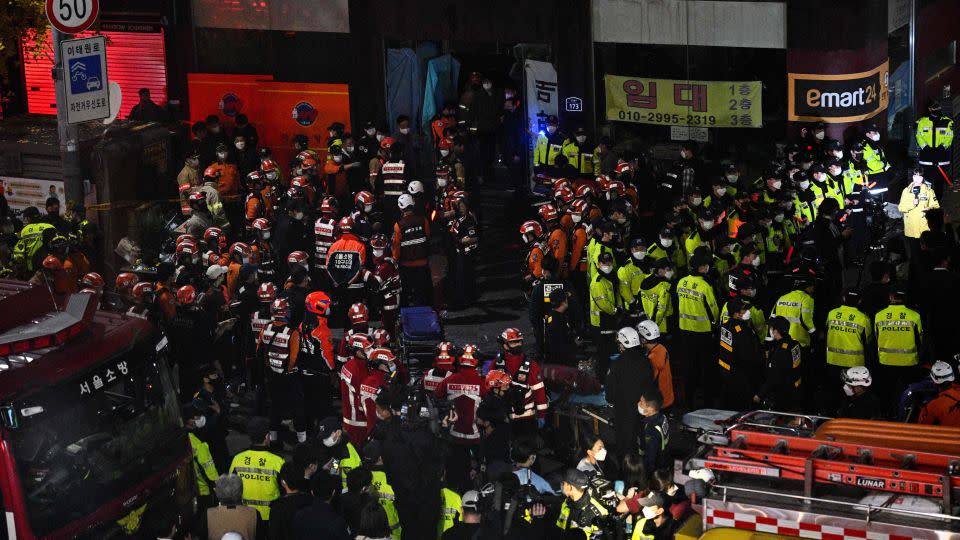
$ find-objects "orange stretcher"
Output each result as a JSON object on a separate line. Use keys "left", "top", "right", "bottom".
{"left": 813, "top": 418, "right": 960, "bottom": 456}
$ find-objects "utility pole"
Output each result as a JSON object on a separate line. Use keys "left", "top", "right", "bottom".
{"left": 51, "top": 28, "right": 85, "bottom": 210}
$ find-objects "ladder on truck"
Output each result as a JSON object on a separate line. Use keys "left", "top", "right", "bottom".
{"left": 699, "top": 412, "right": 960, "bottom": 511}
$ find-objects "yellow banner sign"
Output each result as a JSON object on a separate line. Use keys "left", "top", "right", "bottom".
{"left": 604, "top": 75, "right": 763, "bottom": 128}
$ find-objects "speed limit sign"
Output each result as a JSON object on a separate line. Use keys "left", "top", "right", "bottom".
{"left": 46, "top": 0, "right": 100, "bottom": 34}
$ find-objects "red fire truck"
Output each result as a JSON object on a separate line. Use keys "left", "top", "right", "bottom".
{"left": 0, "top": 281, "right": 195, "bottom": 539}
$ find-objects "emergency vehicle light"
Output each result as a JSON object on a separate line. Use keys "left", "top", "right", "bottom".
{"left": 0, "top": 292, "right": 93, "bottom": 357}
{"left": 0, "top": 322, "right": 85, "bottom": 357}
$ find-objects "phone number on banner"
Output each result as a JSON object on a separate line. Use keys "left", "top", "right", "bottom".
{"left": 615, "top": 111, "right": 718, "bottom": 126}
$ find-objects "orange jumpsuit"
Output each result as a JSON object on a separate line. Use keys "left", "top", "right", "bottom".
{"left": 919, "top": 385, "right": 960, "bottom": 426}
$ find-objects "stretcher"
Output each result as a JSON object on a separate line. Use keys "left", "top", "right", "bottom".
{"left": 813, "top": 418, "right": 960, "bottom": 456}
{"left": 396, "top": 306, "right": 443, "bottom": 375}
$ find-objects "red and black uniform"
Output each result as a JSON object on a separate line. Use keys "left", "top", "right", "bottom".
{"left": 252, "top": 240, "right": 277, "bottom": 284}
{"left": 258, "top": 321, "right": 307, "bottom": 441}
{"left": 339, "top": 354, "right": 369, "bottom": 446}
{"left": 364, "top": 254, "right": 401, "bottom": 331}
{"left": 393, "top": 212, "right": 432, "bottom": 306}
{"left": 359, "top": 368, "right": 390, "bottom": 441}
{"left": 423, "top": 365, "right": 455, "bottom": 395}
{"left": 434, "top": 367, "right": 486, "bottom": 444}
{"left": 335, "top": 328, "right": 369, "bottom": 365}
{"left": 494, "top": 352, "right": 549, "bottom": 435}
{"left": 299, "top": 312, "right": 336, "bottom": 428}
{"left": 313, "top": 214, "right": 337, "bottom": 272}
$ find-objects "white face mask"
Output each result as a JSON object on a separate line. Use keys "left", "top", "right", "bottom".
{"left": 771, "top": 180, "right": 782, "bottom": 190}
{"left": 571, "top": 213, "right": 582, "bottom": 223}
{"left": 594, "top": 447, "right": 607, "bottom": 461}
{"left": 829, "top": 167, "right": 841, "bottom": 176}
{"left": 333, "top": 155, "right": 343, "bottom": 163}
{"left": 373, "top": 248, "right": 384, "bottom": 258}
{"left": 832, "top": 150, "right": 843, "bottom": 159}
{"left": 294, "top": 211, "right": 305, "bottom": 220}
{"left": 399, "top": 127, "right": 410, "bottom": 135}
{"left": 437, "top": 178, "right": 448, "bottom": 187}
{"left": 642, "top": 506, "right": 659, "bottom": 520}
{"left": 913, "top": 175, "right": 924, "bottom": 185}
{"left": 690, "top": 197, "right": 702, "bottom": 206}
{"left": 774, "top": 214, "right": 785, "bottom": 223}
{"left": 482, "top": 83, "right": 493, "bottom": 91}
{"left": 799, "top": 180, "right": 810, "bottom": 190}
{"left": 663, "top": 269, "right": 675, "bottom": 280}
{"left": 235, "top": 141, "right": 246, "bottom": 150}
{"left": 751, "top": 257, "right": 761, "bottom": 268}
{"left": 209, "top": 125, "right": 220, "bottom": 134}
{"left": 366, "top": 128, "right": 376, "bottom": 136}
{"left": 680, "top": 150, "right": 688, "bottom": 158}
{"left": 741, "top": 309, "right": 752, "bottom": 321}
{"left": 632, "top": 250, "right": 646, "bottom": 260}
{"left": 726, "top": 174, "right": 738, "bottom": 183}
{"left": 344, "top": 146, "right": 354, "bottom": 153}
{"left": 715, "top": 187, "right": 727, "bottom": 197}
{"left": 376, "top": 133, "right": 384, "bottom": 142}
{"left": 660, "top": 237, "right": 673, "bottom": 248}
{"left": 814, "top": 131, "right": 825, "bottom": 140}
{"left": 700, "top": 220, "right": 714, "bottom": 231}
{"left": 867, "top": 132, "right": 880, "bottom": 142}
{"left": 546, "top": 125, "right": 557, "bottom": 134}
{"left": 440, "top": 149, "right": 450, "bottom": 157}
{"left": 576, "top": 135, "right": 586, "bottom": 144}
{"left": 842, "top": 384, "right": 855, "bottom": 397}
{"left": 261, "top": 231, "right": 271, "bottom": 240}
{"left": 194, "top": 415, "right": 207, "bottom": 429}
{"left": 801, "top": 162, "right": 812, "bottom": 170}
{"left": 323, "top": 432, "right": 340, "bottom": 447}
{"left": 599, "top": 264, "right": 613, "bottom": 274}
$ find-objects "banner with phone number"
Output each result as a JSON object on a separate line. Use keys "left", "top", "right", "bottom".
{"left": 604, "top": 74, "right": 762, "bottom": 128}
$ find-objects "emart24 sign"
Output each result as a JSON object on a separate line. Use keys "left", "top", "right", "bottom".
{"left": 788, "top": 61, "right": 889, "bottom": 123}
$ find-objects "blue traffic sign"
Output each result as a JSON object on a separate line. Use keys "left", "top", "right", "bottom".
{"left": 68, "top": 55, "right": 103, "bottom": 94}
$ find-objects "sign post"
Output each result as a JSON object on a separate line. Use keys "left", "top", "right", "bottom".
{"left": 46, "top": 0, "right": 100, "bottom": 214}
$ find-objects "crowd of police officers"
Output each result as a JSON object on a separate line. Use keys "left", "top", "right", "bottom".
{"left": 2, "top": 75, "right": 958, "bottom": 538}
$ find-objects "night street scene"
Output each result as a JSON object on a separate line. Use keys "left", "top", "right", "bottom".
{"left": 2, "top": 0, "right": 960, "bottom": 538}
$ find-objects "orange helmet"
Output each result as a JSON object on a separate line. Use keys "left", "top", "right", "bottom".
{"left": 538, "top": 204, "right": 559, "bottom": 223}
{"left": 260, "top": 159, "right": 279, "bottom": 173}
{"left": 203, "top": 165, "right": 220, "bottom": 180}
{"left": 80, "top": 272, "right": 104, "bottom": 289}
{"left": 348, "top": 302, "right": 369, "bottom": 326}
{"left": 115, "top": 272, "right": 138, "bottom": 291}
{"left": 291, "top": 176, "right": 310, "bottom": 189}
{"left": 486, "top": 369, "right": 512, "bottom": 390}
{"left": 434, "top": 342, "right": 455, "bottom": 370}
{"left": 499, "top": 327, "right": 523, "bottom": 347}
{"left": 459, "top": 344, "right": 479, "bottom": 367}
{"left": 132, "top": 281, "right": 155, "bottom": 303}
{"left": 300, "top": 157, "right": 318, "bottom": 173}
{"left": 519, "top": 220, "right": 543, "bottom": 240}
{"left": 354, "top": 191, "right": 375, "bottom": 207}
{"left": 379, "top": 137, "right": 396, "bottom": 150}
{"left": 296, "top": 150, "right": 314, "bottom": 163}
{"left": 305, "top": 291, "right": 332, "bottom": 316}
{"left": 258, "top": 282, "right": 277, "bottom": 303}
{"left": 176, "top": 285, "right": 197, "bottom": 306}
{"left": 372, "top": 328, "right": 391, "bottom": 347}
{"left": 41, "top": 255, "right": 62, "bottom": 271}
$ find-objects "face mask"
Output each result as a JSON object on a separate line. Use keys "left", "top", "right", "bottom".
{"left": 594, "top": 447, "right": 607, "bottom": 461}
{"left": 363, "top": 204, "right": 373, "bottom": 213}
{"left": 642, "top": 506, "right": 659, "bottom": 520}
{"left": 829, "top": 167, "right": 841, "bottom": 176}
{"left": 774, "top": 214, "right": 785, "bottom": 223}
{"left": 632, "top": 250, "right": 646, "bottom": 260}
{"left": 329, "top": 131, "right": 336, "bottom": 138}
{"left": 235, "top": 141, "right": 246, "bottom": 150}
{"left": 323, "top": 432, "right": 339, "bottom": 447}
{"left": 637, "top": 404, "right": 646, "bottom": 415}
{"left": 188, "top": 159, "right": 199, "bottom": 168}
{"left": 771, "top": 180, "right": 782, "bottom": 190}
{"left": 741, "top": 309, "right": 752, "bottom": 321}
{"left": 715, "top": 187, "right": 727, "bottom": 197}
{"left": 376, "top": 133, "right": 384, "bottom": 142}
{"left": 843, "top": 384, "right": 855, "bottom": 397}
{"left": 599, "top": 264, "right": 613, "bottom": 274}
{"left": 832, "top": 150, "right": 843, "bottom": 159}
{"left": 680, "top": 150, "right": 688, "bottom": 158}
{"left": 547, "top": 125, "right": 557, "bottom": 134}
{"left": 261, "top": 231, "right": 271, "bottom": 240}
{"left": 505, "top": 92, "right": 515, "bottom": 99}
{"left": 801, "top": 162, "right": 812, "bottom": 170}
{"left": 913, "top": 175, "right": 923, "bottom": 185}
{"left": 690, "top": 197, "right": 702, "bottom": 206}
{"left": 437, "top": 178, "right": 448, "bottom": 188}
{"left": 663, "top": 269, "right": 675, "bottom": 280}
{"left": 751, "top": 257, "right": 761, "bottom": 268}
{"left": 726, "top": 174, "right": 738, "bottom": 183}
{"left": 576, "top": 135, "right": 586, "bottom": 144}
{"left": 373, "top": 248, "right": 384, "bottom": 258}
{"left": 333, "top": 155, "right": 343, "bottom": 163}
{"left": 815, "top": 131, "right": 825, "bottom": 140}
{"left": 660, "top": 237, "right": 673, "bottom": 248}
{"left": 482, "top": 83, "right": 493, "bottom": 91}
{"left": 799, "top": 180, "right": 810, "bottom": 190}
{"left": 571, "top": 214, "right": 582, "bottom": 223}
{"left": 294, "top": 211, "right": 304, "bottom": 220}
{"left": 366, "top": 128, "right": 376, "bottom": 136}
{"left": 700, "top": 220, "right": 714, "bottom": 231}
{"left": 266, "top": 171, "right": 279, "bottom": 181}
{"left": 440, "top": 149, "right": 450, "bottom": 157}
{"left": 194, "top": 415, "right": 207, "bottom": 429}
{"left": 615, "top": 215, "right": 626, "bottom": 224}
{"left": 867, "top": 133, "right": 880, "bottom": 142}
{"left": 399, "top": 127, "right": 410, "bottom": 135}
{"left": 344, "top": 146, "right": 354, "bottom": 153}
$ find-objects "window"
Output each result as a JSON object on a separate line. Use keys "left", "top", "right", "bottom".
{"left": 924, "top": 40, "right": 957, "bottom": 82}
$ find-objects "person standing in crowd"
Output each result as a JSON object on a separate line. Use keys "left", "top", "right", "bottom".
{"left": 128, "top": 87, "right": 167, "bottom": 122}
{"left": 606, "top": 327, "right": 655, "bottom": 456}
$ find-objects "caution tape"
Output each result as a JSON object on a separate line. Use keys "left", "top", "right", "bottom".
{"left": 86, "top": 193, "right": 242, "bottom": 212}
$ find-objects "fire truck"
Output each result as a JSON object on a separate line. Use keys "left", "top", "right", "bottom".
{"left": 0, "top": 280, "right": 195, "bottom": 539}
{"left": 685, "top": 410, "right": 960, "bottom": 539}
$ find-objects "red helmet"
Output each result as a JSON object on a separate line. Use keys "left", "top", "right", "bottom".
{"left": 80, "top": 272, "right": 104, "bottom": 289}
{"left": 296, "top": 150, "right": 313, "bottom": 163}
{"left": 538, "top": 204, "right": 559, "bottom": 223}
{"left": 449, "top": 190, "right": 467, "bottom": 202}
{"left": 188, "top": 191, "right": 207, "bottom": 204}
{"left": 434, "top": 341, "right": 455, "bottom": 370}
{"left": 203, "top": 165, "right": 221, "bottom": 179}
{"left": 203, "top": 226, "right": 224, "bottom": 245}
{"left": 300, "top": 157, "right": 318, "bottom": 173}
{"left": 348, "top": 303, "right": 369, "bottom": 326}
{"left": 115, "top": 272, "right": 138, "bottom": 291}
{"left": 553, "top": 178, "right": 572, "bottom": 193}
{"left": 132, "top": 282, "right": 155, "bottom": 302}
{"left": 372, "top": 328, "right": 391, "bottom": 347}
{"left": 179, "top": 183, "right": 192, "bottom": 195}
{"left": 554, "top": 185, "right": 575, "bottom": 205}
{"left": 338, "top": 216, "right": 354, "bottom": 232}
{"left": 369, "top": 233, "right": 389, "bottom": 250}
{"left": 350, "top": 333, "right": 373, "bottom": 353}
{"left": 204, "top": 251, "right": 221, "bottom": 266}
{"left": 176, "top": 285, "right": 197, "bottom": 306}
{"left": 230, "top": 242, "right": 251, "bottom": 259}
{"left": 575, "top": 184, "right": 594, "bottom": 199}
{"left": 305, "top": 291, "right": 332, "bottom": 316}
{"left": 252, "top": 218, "right": 271, "bottom": 232}
{"left": 287, "top": 251, "right": 309, "bottom": 267}
{"left": 486, "top": 369, "right": 512, "bottom": 390}
{"left": 176, "top": 241, "right": 198, "bottom": 259}
{"left": 596, "top": 176, "right": 612, "bottom": 193}
{"left": 519, "top": 220, "right": 543, "bottom": 240}
{"left": 615, "top": 161, "right": 633, "bottom": 176}
{"left": 354, "top": 191, "right": 375, "bottom": 206}
{"left": 608, "top": 180, "right": 626, "bottom": 195}
{"left": 41, "top": 255, "right": 62, "bottom": 271}
{"left": 260, "top": 159, "right": 279, "bottom": 173}
{"left": 176, "top": 234, "right": 196, "bottom": 246}
{"left": 246, "top": 170, "right": 263, "bottom": 186}
{"left": 369, "top": 347, "right": 396, "bottom": 365}
{"left": 569, "top": 199, "right": 589, "bottom": 216}
{"left": 499, "top": 327, "right": 523, "bottom": 347}
{"left": 320, "top": 196, "right": 338, "bottom": 214}
{"left": 271, "top": 297, "right": 291, "bottom": 320}
{"left": 258, "top": 282, "right": 277, "bottom": 303}
{"left": 291, "top": 176, "right": 310, "bottom": 189}
{"left": 379, "top": 137, "right": 396, "bottom": 150}
{"left": 459, "top": 344, "right": 479, "bottom": 367}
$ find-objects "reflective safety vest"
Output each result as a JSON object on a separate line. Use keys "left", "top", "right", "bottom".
{"left": 189, "top": 432, "right": 219, "bottom": 497}
{"left": 370, "top": 469, "right": 402, "bottom": 539}
{"left": 562, "top": 139, "right": 594, "bottom": 175}
{"left": 916, "top": 115, "right": 954, "bottom": 156}
{"left": 338, "top": 442, "right": 362, "bottom": 491}
{"left": 640, "top": 279, "right": 673, "bottom": 334}
{"left": 684, "top": 230, "right": 706, "bottom": 262}
{"left": 314, "top": 216, "right": 337, "bottom": 268}
{"left": 398, "top": 214, "right": 429, "bottom": 262}
{"left": 439, "top": 487, "right": 462, "bottom": 538}
{"left": 863, "top": 142, "right": 889, "bottom": 175}
{"left": 842, "top": 161, "right": 867, "bottom": 196}
{"left": 555, "top": 496, "right": 609, "bottom": 533}
{"left": 772, "top": 289, "right": 815, "bottom": 347}
{"left": 617, "top": 259, "right": 647, "bottom": 307}
{"left": 587, "top": 239, "right": 615, "bottom": 285}
{"left": 12, "top": 222, "right": 55, "bottom": 271}
{"left": 589, "top": 274, "right": 619, "bottom": 329}
{"left": 720, "top": 300, "right": 767, "bottom": 340}
{"left": 381, "top": 161, "right": 407, "bottom": 196}
{"left": 676, "top": 274, "right": 718, "bottom": 333}
{"left": 874, "top": 304, "right": 923, "bottom": 367}
{"left": 794, "top": 193, "right": 816, "bottom": 224}
{"left": 260, "top": 324, "right": 297, "bottom": 374}
{"left": 826, "top": 305, "right": 872, "bottom": 367}
{"left": 648, "top": 242, "right": 686, "bottom": 272}
{"left": 250, "top": 308, "right": 271, "bottom": 336}
{"left": 229, "top": 448, "right": 285, "bottom": 520}
{"left": 632, "top": 517, "right": 655, "bottom": 540}
{"left": 534, "top": 132, "right": 565, "bottom": 168}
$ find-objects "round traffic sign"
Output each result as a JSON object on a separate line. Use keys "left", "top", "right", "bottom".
{"left": 46, "top": 0, "right": 99, "bottom": 34}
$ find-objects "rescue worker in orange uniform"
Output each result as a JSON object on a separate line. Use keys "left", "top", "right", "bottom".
{"left": 257, "top": 297, "right": 307, "bottom": 445}
{"left": 539, "top": 204, "right": 569, "bottom": 276}
{"left": 392, "top": 194, "right": 432, "bottom": 306}
{"left": 327, "top": 216, "right": 368, "bottom": 326}
{"left": 300, "top": 291, "right": 336, "bottom": 430}
{"left": 919, "top": 361, "right": 960, "bottom": 427}
{"left": 520, "top": 220, "right": 545, "bottom": 286}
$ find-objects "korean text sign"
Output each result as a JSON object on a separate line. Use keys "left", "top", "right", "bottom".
{"left": 604, "top": 75, "right": 762, "bottom": 128}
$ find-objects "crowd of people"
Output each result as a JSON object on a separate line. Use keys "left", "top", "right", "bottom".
{"left": 1, "top": 70, "right": 958, "bottom": 539}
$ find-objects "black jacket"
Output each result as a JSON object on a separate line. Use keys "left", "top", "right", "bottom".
{"left": 759, "top": 337, "right": 803, "bottom": 410}
{"left": 292, "top": 499, "right": 350, "bottom": 540}
{"left": 605, "top": 346, "right": 656, "bottom": 408}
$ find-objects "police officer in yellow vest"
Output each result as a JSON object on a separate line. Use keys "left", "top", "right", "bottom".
{"left": 229, "top": 416, "right": 285, "bottom": 521}
{"left": 590, "top": 251, "right": 622, "bottom": 375}
{"left": 874, "top": 283, "right": 924, "bottom": 401}
{"left": 631, "top": 491, "right": 675, "bottom": 540}
{"left": 676, "top": 252, "right": 719, "bottom": 406}
{"left": 316, "top": 417, "right": 362, "bottom": 492}
{"left": 562, "top": 127, "right": 594, "bottom": 177}
{"left": 618, "top": 238, "right": 649, "bottom": 320}
{"left": 364, "top": 440, "right": 402, "bottom": 539}
{"left": 438, "top": 485, "right": 463, "bottom": 538}
{"left": 772, "top": 274, "right": 816, "bottom": 348}
{"left": 534, "top": 115, "right": 566, "bottom": 176}
{"left": 862, "top": 123, "right": 891, "bottom": 184}
{"left": 556, "top": 468, "right": 610, "bottom": 535}
{"left": 916, "top": 99, "right": 955, "bottom": 197}
{"left": 12, "top": 208, "right": 56, "bottom": 274}
{"left": 826, "top": 289, "right": 873, "bottom": 370}
{"left": 185, "top": 405, "right": 219, "bottom": 509}
{"left": 640, "top": 258, "right": 675, "bottom": 336}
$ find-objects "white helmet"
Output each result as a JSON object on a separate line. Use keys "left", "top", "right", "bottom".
{"left": 397, "top": 193, "right": 415, "bottom": 210}
{"left": 636, "top": 320, "right": 661, "bottom": 341}
{"left": 205, "top": 264, "right": 228, "bottom": 280}
{"left": 930, "top": 361, "right": 956, "bottom": 384}
{"left": 841, "top": 366, "right": 872, "bottom": 387}
{"left": 687, "top": 468, "right": 715, "bottom": 482}
{"left": 407, "top": 180, "right": 424, "bottom": 195}
{"left": 616, "top": 327, "right": 641, "bottom": 349}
